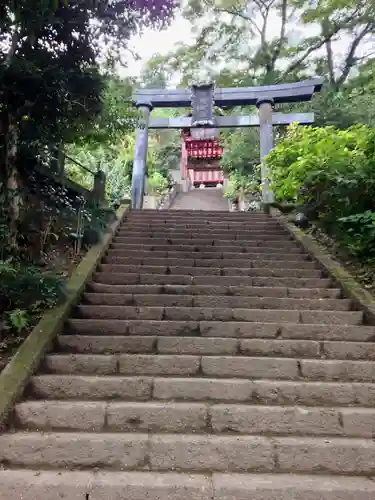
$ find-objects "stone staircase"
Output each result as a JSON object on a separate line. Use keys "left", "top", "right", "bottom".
{"left": 1, "top": 209, "right": 375, "bottom": 499}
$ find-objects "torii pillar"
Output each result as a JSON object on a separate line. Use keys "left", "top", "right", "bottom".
{"left": 131, "top": 100, "right": 152, "bottom": 210}
{"left": 256, "top": 98, "right": 275, "bottom": 204}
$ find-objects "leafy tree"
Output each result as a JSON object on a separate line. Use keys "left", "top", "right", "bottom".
{"left": 0, "top": 0, "right": 176, "bottom": 245}
{"left": 266, "top": 123, "right": 375, "bottom": 258}
{"left": 221, "top": 128, "right": 260, "bottom": 176}
{"left": 73, "top": 75, "right": 137, "bottom": 148}
{"left": 139, "top": 55, "right": 172, "bottom": 89}
{"left": 149, "top": 0, "right": 375, "bottom": 88}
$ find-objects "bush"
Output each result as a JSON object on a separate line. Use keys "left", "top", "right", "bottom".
{"left": 0, "top": 259, "right": 66, "bottom": 338}
{"left": 221, "top": 129, "right": 260, "bottom": 176}
{"left": 266, "top": 123, "right": 375, "bottom": 260}
{"left": 147, "top": 171, "right": 169, "bottom": 196}
{"left": 0, "top": 175, "right": 115, "bottom": 343}
{"left": 338, "top": 211, "right": 375, "bottom": 260}
{"left": 223, "top": 172, "right": 260, "bottom": 202}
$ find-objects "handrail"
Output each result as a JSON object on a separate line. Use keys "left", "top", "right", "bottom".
{"left": 64, "top": 153, "right": 95, "bottom": 175}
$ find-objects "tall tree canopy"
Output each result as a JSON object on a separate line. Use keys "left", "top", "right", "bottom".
{"left": 147, "top": 0, "right": 375, "bottom": 88}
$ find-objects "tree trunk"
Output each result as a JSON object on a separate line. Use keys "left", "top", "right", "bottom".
{"left": 4, "top": 114, "right": 22, "bottom": 249}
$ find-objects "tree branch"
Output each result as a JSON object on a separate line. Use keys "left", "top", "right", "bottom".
{"left": 321, "top": 19, "right": 336, "bottom": 87}
{"left": 4, "top": 30, "right": 20, "bottom": 68}
{"left": 336, "top": 23, "right": 374, "bottom": 87}
{"left": 271, "top": 0, "right": 288, "bottom": 68}
{"left": 215, "top": 7, "right": 263, "bottom": 37}
{"left": 280, "top": 13, "right": 352, "bottom": 81}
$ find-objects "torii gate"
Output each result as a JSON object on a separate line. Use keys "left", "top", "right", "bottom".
{"left": 131, "top": 79, "right": 323, "bottom": 209}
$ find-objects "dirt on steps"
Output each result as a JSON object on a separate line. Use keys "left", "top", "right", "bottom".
{"left": 2, "top": 209, "right": 375, "bottom": 499}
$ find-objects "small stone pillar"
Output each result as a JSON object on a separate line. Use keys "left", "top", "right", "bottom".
{"left": 92, "top": 169, "right": 106, "bottom": 206}
{"left": 238, "top": 190, "right": 246, "bottom": 211}
{"left": 131, "top": 101, "right": 153, "bottom": 209}
{"left": 256, "top": 98, "right": 275, "bottom": 205}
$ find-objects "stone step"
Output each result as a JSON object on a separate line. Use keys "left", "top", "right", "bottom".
{"left": 0, "top": 470, "right": 216, "bottom": 500}
{"left": 98, "top": 264, "right": 322, "bottom": 278}
{"left": 109, "top": 241, "right": 306, "bottom": 254}
{"left": 121, "top": 222, "right": 283, "bottom": 230}
{"left": 5, "top": 469, "right": 372, "bottom": 500}
{"left": 128, "top": 215, "right": 268, "bottom": 221}
{"left": 116, "top": 236, "right": 294, "bottom": 245}
{"left": 75, "top": 305, "right": 362, "bottom": 324}
{"left": 123, "top": 215, "right": 278, "bottom": 222}
{"left": 118, "top": 230, "right": 289, "bottom": 239}
{"left": 1, "top": 471, "right": 373, "bottom": 500}
{"left": 14, "top": 400, "right": 375, "bottom": 438}
{"left": 27, "top": 375, "right": 375, "bottom": 406}
{"left": 42, "top": 354, "right": 375, "bottom": 382}
{"left": 103, "top": 256, "right": 318, "bottom": 269}
{"left": 57, "top": 335, "right": 375, "bottom": 360}
{"left": 120, "top": 220, "right": 284, "bottom": 228}
{"left": 114, "top": 238, "right": 298, "bottom": 248}
{"left": 65, "top": 319, "right": 375, "bottom": 341}
{"left": 110, "top": 243, "right": 304, "bottom": 253}
{"left": 213, "top": 473, "right": 375, "bottom": 500}
{"left": 93, "top": 272, "right": 331, "bottom": 288}
{"left": 154, "top": 377, "right": 375, "bottom": 407}
{"left": 87, "top": 283, "right": 341, "bottom": 299}
{"left": 129, "top": 211, "right": 270, "bottom": 219}
{"left": 82, "top": 293, "right": 350, "bottom": 311}
{"left": 107, "top": 249, "right": 310, "bottom": 261}
{"left": 1, "top": 432, "right": 375, "bottom": 474}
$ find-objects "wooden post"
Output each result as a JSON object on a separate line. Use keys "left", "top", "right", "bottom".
{"left": 92, "top": 169, "right": 106, "bottom": 206}
{"left": 57, "top": 148, "right": 65, "bottom": 184}
{"left": 131, "top": 101, "right": 152, "bottom": 209}
{"left": 50, "top": 144, "right": 65, "bottom": 184}
{"left": 256, "top": 98, "right": 275, "bottom": 204}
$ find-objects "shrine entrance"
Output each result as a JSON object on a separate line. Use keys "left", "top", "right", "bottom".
{"left": 131, "top": 79, "right": 323, "bottom": 209}
{"left": 181, "top": 111, "right": 224, "bottom": 189}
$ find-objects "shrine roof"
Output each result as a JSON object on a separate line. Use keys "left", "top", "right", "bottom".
{"left": 134, "top": 78, "right": 323, "bottom": 108}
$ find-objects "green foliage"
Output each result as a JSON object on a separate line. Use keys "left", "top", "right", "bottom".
{"left": 6, "top": 309, "right": 30, "bottom": 334}
{"left": 74, "top": 76, "right": 137, "bottom": 148}
{"left": 152, "top": 140, "right": 181, "bottom": 172}
{"left": 338, "top": 212, "right": 375, "bottom": 260}
{"left": 266, "top": 123, "right": 375, "bottom": 259}
{"left": 66, "top": 137, "right": 135, "bottom": 202}
{"left": 147, "top": 171, "right": 169, "bottom": 196}
{"left": 223, "top": 171, "right": 259, "bottom": 201}
{"left": 223, "top": 179, "right": 237, "bottom": 201}
{"left": 0, "top": 258, "right": 66, "bottom": 338}
{"left": 0, "top": 261, "right": 65, "bottom": 311}
{"left": 221, "top": 129, "right": 260, "bottom": 176}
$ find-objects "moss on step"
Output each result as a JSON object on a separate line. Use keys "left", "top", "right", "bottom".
{"left": 271, "top": 207, "right": 375, "bottom": 324}
{"left": 0, "top": 202, "right": 130, "bottom": 427}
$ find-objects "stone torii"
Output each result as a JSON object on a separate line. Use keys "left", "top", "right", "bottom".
{"left": 131, "top": 79, "right": 323, "bottom": 209}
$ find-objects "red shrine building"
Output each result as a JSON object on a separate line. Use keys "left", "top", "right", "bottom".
{"left": 180, "top": 123, "right": 225, "bottom": 188}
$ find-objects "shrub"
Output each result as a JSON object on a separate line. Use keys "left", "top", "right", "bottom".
{"left": 338, "top": 211, "right": 375, "bottom": 260}
{"left": 267, "top": 123, "right": 375, "bottom": 217}
{"left": 266, "top": 123, "right": 375, "bottom": 259}
{"left": 147, "top": 171, "right": 169, "bottom": 196}
{"left": 223, "top": 172, "right": 260, "bottom": 202}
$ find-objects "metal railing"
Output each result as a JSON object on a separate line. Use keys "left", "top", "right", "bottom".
{"left": 36, "top": 148, "right": 106, "bottom": 206}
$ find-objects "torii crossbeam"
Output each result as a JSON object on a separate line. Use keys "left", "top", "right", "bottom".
{"left": 131, "top": 79, "right": 323, "bottom": 209}
{"left": 147, "top": 113, "right": 315, "bottom": 129}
